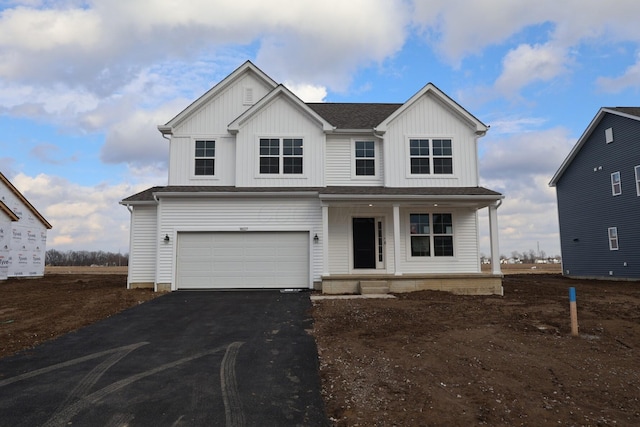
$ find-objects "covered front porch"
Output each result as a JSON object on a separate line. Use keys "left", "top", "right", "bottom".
{"left": 316, "top": 187, "right": 504, "bottom": 295}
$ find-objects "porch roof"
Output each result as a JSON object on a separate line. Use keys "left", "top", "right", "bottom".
{"left": 121, "top": 185, "right": 502, "bottom": 204}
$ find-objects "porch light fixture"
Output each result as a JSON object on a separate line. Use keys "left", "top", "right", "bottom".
{"left": 313, "top": 233, "right": 319, "bottom": 243}
{"left": 164, "top": 234, "right": 170, "bottom": 242}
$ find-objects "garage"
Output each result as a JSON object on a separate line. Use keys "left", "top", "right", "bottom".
{"left": 176, "top": 231, "right": 309, "bottom": 289}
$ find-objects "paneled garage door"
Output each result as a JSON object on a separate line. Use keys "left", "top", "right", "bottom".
{"left": 176, "top": 231, "right": 309, "bottom": 289}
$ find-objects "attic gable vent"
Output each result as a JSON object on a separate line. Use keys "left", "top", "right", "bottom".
{"left": 605, "top": 127, "right": 613, "bottom": 143}
{"left": 243, "top": 87, "right": 254, "bottom": 105}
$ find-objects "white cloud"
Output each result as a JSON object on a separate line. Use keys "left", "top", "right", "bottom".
{"left": 285, "top": 82, "right": 327, "bottom": 103}
{"left": 494, "top": 43, "right": 569, "bottom": 95}
{"left": 10, "top": 172, "right": 152, "bottom": 252}
{"left": 477, "top": 128, "right": 575, "bottom": 256}
{"left": 596, "top": 52, "right": 640, "bottom": 93}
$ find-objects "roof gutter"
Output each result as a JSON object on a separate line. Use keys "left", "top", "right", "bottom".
{"left": 155, "top": 191, "right": 320, "bottom": 199}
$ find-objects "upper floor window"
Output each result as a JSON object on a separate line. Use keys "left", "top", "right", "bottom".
{"left": 611, "top": 171, "right": 621, "bottom": 196}
{"left": 259, "top": 138, "right": 303, "bottom": 175}
{"left": 608, "top": 227, "right": 619, "bottom": 251}
{"left": 195, "top": 140, "right": 215, "bottom": 176}
{"left": 635, "top": 165, "right": 640, "bottom": 196}
{"left": 409, "top": 213, "right": 454, "bottom": 257}
{"left": 355, "top": 141, "right": 375, "bottom": 176}
{"left": 409, "top": 138, "right": 453, "bottom": 175}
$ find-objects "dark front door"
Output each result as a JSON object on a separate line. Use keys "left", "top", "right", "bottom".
{"left": 353, "top": 218, "right": 376, "bottom": 269}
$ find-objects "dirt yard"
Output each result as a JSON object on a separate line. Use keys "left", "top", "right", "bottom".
{"left": 1, "top": 267, "right": 639, "bottom": 426}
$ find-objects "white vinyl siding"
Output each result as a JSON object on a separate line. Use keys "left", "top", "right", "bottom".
{"left": 234, "top": 95, "right": 325, "bottom": 187}
{"left": 156, "top": 197, "right": 321, "bottom": 288}
{"left": 325, "top": 135, "right": 384, "bottom": 186}
{"left": 382, "top": 92, "right": 479, "bottom": 187}
{"left": 172, "top": 72, "right": 273, "bottom": 136}
{"left": 127, "top": 205, "right": 157, "bottom": 287}
{"left": 169, "top": 136, "right": 235, "bottom": 185}
{"left": 400, "top": 208, "right": 479, "bottom": 274}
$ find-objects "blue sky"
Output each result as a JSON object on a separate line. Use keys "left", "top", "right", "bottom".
{"left": 1, "top": 0, "right": 640, "bottom": 257}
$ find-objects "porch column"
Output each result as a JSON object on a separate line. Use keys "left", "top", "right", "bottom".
{"left": 489, "top": 201, "right": 502, "bottom": 275}
{"left": 322, "top": 204, "right": 330, "bottom": 277}
{"left": 393, "top": 204, "right": 402, "bottom": 276}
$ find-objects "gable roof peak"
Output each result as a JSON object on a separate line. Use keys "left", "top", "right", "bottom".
{"left": 159, "top": 60, "right": 278, "bottom": 135}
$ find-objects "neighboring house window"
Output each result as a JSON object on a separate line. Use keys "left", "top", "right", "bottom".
{"left": 608, "top": 227, "right": 619, "bottom": 250}
{"left": 259, "top": 138, "right": 303, "bottom": 175}
{"left": 355, "top": 141, "right": 375, "bottom": 176}
{"left": 635, "top": 165, "right": 640, "bottom": 196}
{"left": 409, "top": 138, "right": 453, "bottom": 175}
{"left": 409, "top": 213, "right": 454, "bottom": 257}
{"left": 611, "top": 171, "right": 622, "bottom": 196}
{"left": 195, "top": 140, "right": 215, "bottom": 176}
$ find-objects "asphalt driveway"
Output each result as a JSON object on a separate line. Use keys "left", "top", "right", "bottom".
{"left": 0, "top": 291, "right": 329, "bottom": 426}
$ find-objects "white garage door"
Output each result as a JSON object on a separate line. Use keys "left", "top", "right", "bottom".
{"left": 176, "top": 231, "right": 309, "bottom": 289}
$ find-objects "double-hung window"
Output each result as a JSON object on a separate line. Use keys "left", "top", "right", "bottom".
{"left": 611, "top": 171, "right": 622, "bottom": 196}
{"left": 635, "top": 165, "right": 640, "bottom": 196}
{"left": 259, "top": 138, "right": 303, "bottom": 175}
{"left": 355, "top": 141, "right": 375, "bottom": 176}
{"left": 409, "top": 138, "right": 453, "bottom": 175}
{"left": 195, "top": 140, "right": 215, "bottom": 176}
{"left": 608, "top": 227, "right": 619, "bottom": 250}
{"left": 409, "top": 213, "right": 454, "bottom": 257}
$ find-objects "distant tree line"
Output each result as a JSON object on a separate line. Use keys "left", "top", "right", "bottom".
{"left": 45, "top": 249, "right": 129, "bottom": 267}
{"left": 481, "top": 249, "right": 561, "bottom": 264}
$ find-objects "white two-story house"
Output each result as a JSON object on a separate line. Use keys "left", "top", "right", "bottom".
{"left": 121, "top": 61, "right": 503, "bottom": 294}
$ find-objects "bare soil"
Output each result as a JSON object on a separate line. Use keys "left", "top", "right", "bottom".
{"left": 1, "top": 266, "right": 639, "bottom": 426}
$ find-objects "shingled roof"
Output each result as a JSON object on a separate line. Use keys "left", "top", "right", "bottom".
{"left": 306, "top": 103, "right": 401, "bottom": 129}
{"left": 121, "top": 186, "right": 502, "bottom": 203}
{"left": 607, "top": 107, "right": 640, "bottom": 118}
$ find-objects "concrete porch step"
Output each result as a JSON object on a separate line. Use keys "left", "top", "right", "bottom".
{"left": 359, "top": 280, "right": 390, "bottom": 295}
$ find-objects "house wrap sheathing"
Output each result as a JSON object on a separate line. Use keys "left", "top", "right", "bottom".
{"left": 0, "top": 172, "right": 52, "bottom": 279}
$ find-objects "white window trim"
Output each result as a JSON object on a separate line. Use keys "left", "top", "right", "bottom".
{"left": 256, "top": 136, "right": 307, "bottom": 178}
{"left": 611, "top": 171, "right": 622, "bottom": 196}
{"left": 351, "top": 139, "right": 378, "bottom": 179}
{"left": 407, "top": 212, "right": 456, "bottom": 259}
{"left": 635, "top": 165, "right": 640, "bottom": 196}
{"left": 405, "top": 136, "right": 456, "bottom": 179}
{"left": 608, "top": 227, "right": 619, "bottom": 251}
{"left": 191, "top": 137, "right": 217, "bottom": 180}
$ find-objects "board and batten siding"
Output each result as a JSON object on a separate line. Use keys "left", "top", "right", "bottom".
{"left": 556, "top": 112, "right": 640, "bottom": 279}
{"left": 383, "top": 92, "right": 480, "bottom": 188}
{"left": 398, "top": 208, "right": 480, "bottom": 274}
{"left": 172, "top": 72, "right": 273, "bottom": 136}
{"left": 325, "top": 135, "right": 384, "bottom": 186}
{"left": 168, "top": 136, "right": 235, "bottom": 186}
{"left": 234, "top": 96, "right": 325, "bottom": 187}
{"left": 156, "top": 197, "right": 322, "bottom": 287}
{"left": 127, "top": 205, "right": 157, "bottom": 287}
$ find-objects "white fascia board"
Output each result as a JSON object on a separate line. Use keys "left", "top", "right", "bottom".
{"left": 155, "top": 191, "right": 320, "bottom": 199}
{"left": 376, "top": 83, "right": 488, "bottom": 134}
{"left": 228, "top": 85, "right": 334, "bottom": 133}
{"left": 319, "top": 193, "right": 503, "bottom": 202}
{"left": 164, "top": 61, "right": 278, "bottom": 131}
{"left": 550, "top": 108, "right": 607, "bottom": 186}
{"left": 119, "top": 200, "right": 158, "bottom": 206}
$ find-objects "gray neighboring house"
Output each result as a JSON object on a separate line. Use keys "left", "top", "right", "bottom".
{"left": 550, "top": 107, "right": 640, "bottom": 280}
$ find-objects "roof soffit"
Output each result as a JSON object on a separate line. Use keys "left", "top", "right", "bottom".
{"left": 375, "top": 83, "right": 488, "bottom": 134}
{"left": 160, "top": 61, "right": 278, "bottom": 135}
